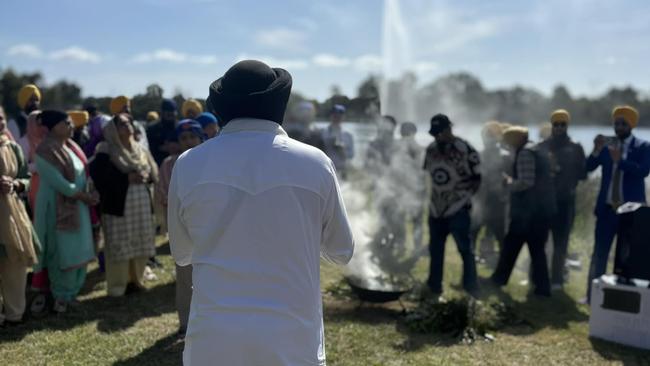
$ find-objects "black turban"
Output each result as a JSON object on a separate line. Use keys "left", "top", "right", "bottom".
{"left": 40, "top": 110, "right": 68, "bottom": 130}
{"left": 207, "top": 60, "right": 292, "bottom": 127}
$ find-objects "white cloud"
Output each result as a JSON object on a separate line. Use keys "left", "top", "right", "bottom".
{"left": 235, "top": 54, "right": 309, "bottom": 70}
{"left": 50, "top": 46, "right": 102, "bottom": 63}
{"left": 7, "top": 44, "right": 43, "bottom": 58}
{"left": 312, "top": 54, "right": 350, "bottom": 68}
{"left": 131, "top": 49, "right": 217, "bottom": 64}
{"left": 409, "top": 4, "right": 503, "bottom": 55}
{"left": 254, "top": 28, "right": 308, "bottom": 52}
{"left": 413, "top": 61, "right": 438, "bottom": 74}
{"left": 354, "top": 54, "right": 383, "bottom": 72}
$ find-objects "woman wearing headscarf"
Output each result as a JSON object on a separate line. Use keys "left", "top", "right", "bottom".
{"left": 90, "top": 113, "right": 159, "bottom": 297}
{"left": 33, "top": 110, "right": 96, "bottom": 313}
{"left": 0, "top": 105, "right": 40, "bottom": 326}
{"left": 16, "top": 110, "right": 47, "bottom": 213}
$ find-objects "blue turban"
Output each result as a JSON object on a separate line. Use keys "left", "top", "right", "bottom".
{"left": 161, "top": 98, "right": 177, "bottom": 112}
{"left": 175, "top": 119, "right": 205, "bottom": 141}
{"left": 195, "top": 112, "right": 218, "bottom": 128}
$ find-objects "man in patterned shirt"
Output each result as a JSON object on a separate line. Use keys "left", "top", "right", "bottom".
{"left": 423, "top": 114, "right": 481, "bottom": 298}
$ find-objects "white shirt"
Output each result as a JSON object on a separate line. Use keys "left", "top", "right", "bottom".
{"left": 168, "top": 118, "right": 354, "bottom": 366}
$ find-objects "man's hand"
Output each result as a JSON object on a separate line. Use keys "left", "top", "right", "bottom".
{"left": 502, "top": 172, "right": 513, "bottom": 186}
{"left": 0, "top": 175, "right": 15, "bottom": 194}
{"left": 608, "top": 145, "right": 622, "bottom": 163}
{"left": 593, "top": 134, "right": 606, "bottom": 156}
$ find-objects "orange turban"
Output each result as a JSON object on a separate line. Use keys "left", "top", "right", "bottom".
{"left": 182, "top": 99, "right": 203, "bottom": 118}
{"left": 67, "top": 110, "right": 89, "bottom": 128}
{"left": 110, "top": 96, "right": 130, "bottom": 115}
{"left": 502, "top": 126, "right": 529, "bottom": 148}
{"left": 612, "top": 106, "right": 639, "bottom": 129}
{"left": 146, "top": 111, "right": 159, "bottom": 122}
{"left": 550, "top": 109, "right": 571, "bottom": 124}
{"left": 18, "top": 84, "right": 41, "bottom": 109}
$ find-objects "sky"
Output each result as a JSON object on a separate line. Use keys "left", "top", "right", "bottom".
{"left": 1, "top": 0, "right": 649, "bottom": 101}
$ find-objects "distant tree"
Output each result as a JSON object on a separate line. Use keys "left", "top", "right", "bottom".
{"left": 131, "top": 84, "right": 165, "bottom": 121}
{"left": 41, "top": 80, "right": 82, "bottom": 110}
{"left": 357, "top": 75, "right": 380, "bottom": 101}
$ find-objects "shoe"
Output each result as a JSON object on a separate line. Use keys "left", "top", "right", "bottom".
{"left": 566, "top": 258, "right": 582, "bottom": 270}
{"left": 1, "top": 318, "right": 23, "bottom": 327}
{"left": 551, "top": 284, "right": 563, "bottom": 291}
{"left": 53, "top": 299, "right": 67, "bottom": 313}
{"left": 419, "top": 285, "right": 442, "bottom": 301}
{"left": 578, "top": 297, "right": 590, "bottom": 305}
{"left": 533, "top": 289, "right": 551, "bottom": 297}
{"left": 125, "top": 283, "right": 145, "bottom": 295}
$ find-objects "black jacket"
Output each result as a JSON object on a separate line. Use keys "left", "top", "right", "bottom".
{"left": 89, "top": 152, "right": 129, "bottom": 216}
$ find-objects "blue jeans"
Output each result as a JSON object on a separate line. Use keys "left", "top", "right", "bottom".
{"left": 427, "top": 208, "right": 478, "bottom": 294}
{"left": 587, "top": 206, "right": 619, "bottom": 300}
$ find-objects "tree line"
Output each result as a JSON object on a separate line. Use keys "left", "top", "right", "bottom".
{"left": 1, "top": 67, "right": 648, "bottom": 126}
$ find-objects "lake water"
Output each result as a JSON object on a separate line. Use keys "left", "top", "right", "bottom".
{"left": 314, "top": 121, "right": 650, "bottom": 169}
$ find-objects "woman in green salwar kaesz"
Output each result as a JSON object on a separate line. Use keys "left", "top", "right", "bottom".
{"left": 33, "top": 110, "right": 97, "bottom": 313}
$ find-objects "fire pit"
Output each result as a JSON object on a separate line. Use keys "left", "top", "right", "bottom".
{"left": 345, "top": 275, "right": 414, "bottom": 310}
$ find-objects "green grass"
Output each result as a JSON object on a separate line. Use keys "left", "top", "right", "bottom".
{"left": 2, "top": 196, "right": 650, "bottom": 365}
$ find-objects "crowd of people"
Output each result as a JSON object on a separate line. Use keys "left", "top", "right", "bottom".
{"left": 0, "top": 84, "right": 219, "bottom": 330}
{"left": 0, "top": 60, "right": 648, "bottom": 364}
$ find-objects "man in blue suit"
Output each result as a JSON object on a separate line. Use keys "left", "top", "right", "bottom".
{"left": 585, "top": 106, "right": 650, "bottom": 302}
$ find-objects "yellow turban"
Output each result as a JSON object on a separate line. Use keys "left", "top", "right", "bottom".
{"left": 502, "top": 126, "right": 529, "bottom": 148}
{"left": 612, "top": 105, "right": 639, "bottom": 129}
{"left": 18, "top": 84, "right": 41, "bottom": 109}
{"left": 67, "top": 110, "right": 89, "bottom": 128}
{"left": 110, "top": 96, "right": 130, "bottom": 115}
{"left": 550, "top": 109, "right": 571, "bottom": 124}
{"left": 482, "top": 120, "right": 503, "bottom": 141}
{"left": 146, "top": 111, "right": 159, "bottom": 122}
{"left": 182, "top": 99, "right": 203, "bottom": 118}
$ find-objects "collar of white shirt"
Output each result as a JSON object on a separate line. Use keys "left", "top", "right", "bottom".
{"left": 220, "top": 118, "right": 288, "bottom": 136}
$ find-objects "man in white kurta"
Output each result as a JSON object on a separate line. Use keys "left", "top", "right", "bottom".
{"left": 168, "top": 60, "right": 354, "bottom": 366}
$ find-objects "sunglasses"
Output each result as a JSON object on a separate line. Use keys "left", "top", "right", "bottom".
{"left": 552, "top": 122, "right": 567, "bottom": 127}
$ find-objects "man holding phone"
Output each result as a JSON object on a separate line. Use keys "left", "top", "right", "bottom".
{"left": 584, "top": 106, "right": 650, "bottom": 303}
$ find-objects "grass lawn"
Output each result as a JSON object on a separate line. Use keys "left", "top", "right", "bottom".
{"left": 2, "top": 228, "right": 650, "bottom": 365}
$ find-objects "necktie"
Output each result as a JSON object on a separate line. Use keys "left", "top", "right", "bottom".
{"left": 611, "top": 142, "right": 622, "bottom": 208}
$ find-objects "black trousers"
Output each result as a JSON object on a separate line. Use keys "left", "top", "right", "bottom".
{"left": 492, "top": 215, "right": 551, "bottom": 295}
{"left": 550, "top": 197, "right": 576, "bottom": 285}
{"left": 427, "top": 208, "right": 478, "bottom": 294}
